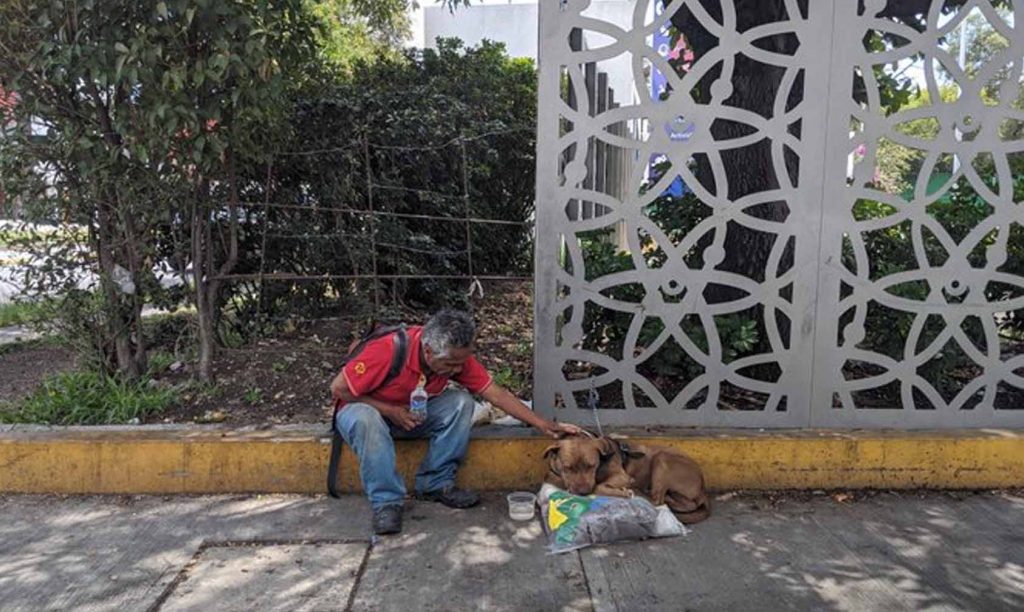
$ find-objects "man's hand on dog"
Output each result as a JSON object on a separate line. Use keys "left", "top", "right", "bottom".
{"left": 542, "top": 420, "right": 583, "bottom": 439}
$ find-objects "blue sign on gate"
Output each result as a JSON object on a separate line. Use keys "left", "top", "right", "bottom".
{"left": 650, "top": 1, "right": 689, "bottom": 198}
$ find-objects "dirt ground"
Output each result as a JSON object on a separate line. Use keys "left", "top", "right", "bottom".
{"left": 0, "top": 343, "right": 76, "bottom": 404}
{"left": 154, "top": 280, "right": 535, "bottom": 425}
{"left": 0, "top": 281, "right": 534, "bottom": 426}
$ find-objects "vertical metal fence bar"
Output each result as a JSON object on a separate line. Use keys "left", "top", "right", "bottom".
{"left": 460, "top": 137, "right": 475, "bottom": 295}
{"left": 257, "top": 159, "right": 273, "bottom": 322}
{"left": 362, "top": 133, "right": 381, "bottom": 318}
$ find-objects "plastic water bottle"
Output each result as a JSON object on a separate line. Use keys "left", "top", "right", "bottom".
{"left": 410, "top": 383, "right": 428, "bottom": 423}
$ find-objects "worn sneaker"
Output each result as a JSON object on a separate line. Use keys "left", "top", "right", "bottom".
{"left": 372, "top": 505, "right": 403, "bottom": 535}
{"left": 416, "top": 486, "right": 481, "bottom": 509}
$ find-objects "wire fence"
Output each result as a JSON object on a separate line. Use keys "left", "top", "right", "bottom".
{"left": 211, "top": 127, "right": 536, "bottom": 327}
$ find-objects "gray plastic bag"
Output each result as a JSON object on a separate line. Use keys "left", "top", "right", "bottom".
{"left": 537, "top": 484, "right": 688, "bottom": 554}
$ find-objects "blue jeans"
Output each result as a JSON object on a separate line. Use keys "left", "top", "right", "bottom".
{"left": 335, "top": 389, "right": 475, "bottom": 510}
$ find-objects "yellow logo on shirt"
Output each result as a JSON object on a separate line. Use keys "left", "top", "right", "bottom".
{"left": 354, "top": 362, "right": 366, "bottom": 375}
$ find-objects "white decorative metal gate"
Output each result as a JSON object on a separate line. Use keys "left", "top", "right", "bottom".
{"left": 535, "top": 0, "right": 1024, "bottom": 428}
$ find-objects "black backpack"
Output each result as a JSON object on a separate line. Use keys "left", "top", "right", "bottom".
{"left": 327, "top": 324, "right": 409, "bottom": 498}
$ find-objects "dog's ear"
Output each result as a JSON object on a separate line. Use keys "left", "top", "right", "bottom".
{"left": 597, "top": 437, "right": 616, "bottom": 457}
{"left": 619, "top": 441, "right": 645, "bottom": 459}
{"left": 542, "top": 444, "right": 561, "bottom": 461}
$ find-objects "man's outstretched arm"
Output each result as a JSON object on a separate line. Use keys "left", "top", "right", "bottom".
{"left": 479, "top": 382, "right": 582, "bottom": 439}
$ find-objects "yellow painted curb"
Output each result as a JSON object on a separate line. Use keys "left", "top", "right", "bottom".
{"left": 1, "top": 426, "right": 1022, "bottom": 494}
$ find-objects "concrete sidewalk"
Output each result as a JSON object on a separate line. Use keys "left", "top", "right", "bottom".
{"left": 1, "top": 491, "right": 1022, "bottom": 611}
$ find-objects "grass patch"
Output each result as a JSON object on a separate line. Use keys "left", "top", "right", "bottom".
{"left": 0, "top": 333, "right": 68, "bottom": 357}
{"left": 0, "top": 225, "right": 88, "bottom": 250}
{"left": 0, "top": 370, "right": 179, "bottom": 425}
{"left": 146, "top": 351, "right": 178, "bottom": 376}
{"left": 243, "top": 387, "right": 263, "bottom": 405}
{"left": 0, "top": 300, "right": 48, "bottom": 327}
{"left": 0, "top": 228, "right": 36, "bottom": 249}
{"left": 492, "top": 366, "right": 525, "bottom": 393}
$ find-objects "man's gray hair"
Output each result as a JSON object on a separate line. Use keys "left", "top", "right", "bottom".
{"left": 423, "top": 309, "right": 476, "bottom": 357}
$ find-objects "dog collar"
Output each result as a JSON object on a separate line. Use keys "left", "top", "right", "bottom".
{"left": 617, "top": 441, "right": 633, "bottom": 463}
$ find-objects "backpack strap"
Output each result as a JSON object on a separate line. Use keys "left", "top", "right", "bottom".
{"left": 382, "top": 327, "right": 408, "bottom": 389}
{"left": 327, "top": 427, "right": 346, "bottom": 498}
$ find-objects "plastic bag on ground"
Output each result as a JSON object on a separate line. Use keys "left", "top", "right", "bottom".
{"left": 537, "top": 483, "right": 688, "bottom": 554}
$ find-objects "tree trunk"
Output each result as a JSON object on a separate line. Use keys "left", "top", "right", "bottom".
{"left": 84, "top": 76, "right": 144, "bottom": 380}
{"left": 670, "top": 0, "right": 801, "bottom": 303}
{"left": 96, "top": 198, "right": 140, "bottom": 379}
{"left": 667, "top": 0, "right": 961, "bottom": 306}
{"left": 663, "top": 0, "right": 960, "bottom": 387}
{"left": 192, "top": 144, "right": 242, "bottom": 383}
{"left": 122, "top": 205, "right": 148, "bottom": 376}
{"left": 192, "top": 183, "right": 216, "bottom": 383}
{"left": 664, "top": 0, "right": 801, "bottom": 383}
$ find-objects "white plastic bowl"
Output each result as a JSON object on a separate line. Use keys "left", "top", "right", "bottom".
{"left": 507, "top": 491, "right": 537, "bottom": 521}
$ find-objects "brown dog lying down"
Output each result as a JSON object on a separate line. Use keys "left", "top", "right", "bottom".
{"left": 543, "top": 435, "right": 710, "bottom": 524}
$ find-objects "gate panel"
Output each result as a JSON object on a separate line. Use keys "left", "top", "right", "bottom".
{"left": 812, "top": 0, "right": 1024, "bottom": 428}
{"left": 535, "top": 0, "right": 833, "bottom": 426}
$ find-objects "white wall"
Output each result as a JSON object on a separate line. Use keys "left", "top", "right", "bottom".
{"left": 416, "top": 0, "right": 640, "bottom": 106}
{"left": 422, "top": 2, "right": 539, "bottom": 59}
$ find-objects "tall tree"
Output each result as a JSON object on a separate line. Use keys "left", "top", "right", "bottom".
{"left": 0, "top": 0, "right": 318, "bottom": 381}
{"left": 663, "top": 0, "right": 974, "bottom": 347}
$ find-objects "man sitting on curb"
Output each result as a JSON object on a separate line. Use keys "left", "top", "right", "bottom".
{"left": 330, "top": 308, "right": 582, "bottom": 535}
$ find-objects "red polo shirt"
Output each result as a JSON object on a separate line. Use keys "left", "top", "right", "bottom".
{"left": 341, "top": 326, "right": 493, "bottom": 407}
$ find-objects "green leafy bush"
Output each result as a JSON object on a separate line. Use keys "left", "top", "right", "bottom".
{"left": 0, "top": 371, "right": 178, "bottom": 425}
{"left": 222, "top": 39, "right": 537, "bottom": 337}
{"left": 576, "top": 233, "right": 761, "bottom": 383}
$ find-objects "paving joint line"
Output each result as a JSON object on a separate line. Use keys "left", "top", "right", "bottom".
{"left": 576, "top": 549, "right": 600, "bottom": 612}
{"left": 146, "top": 537, "right": 372, "bottom": 611}
{"left": 344, "top": 539, "right": 376, "bottom": 612}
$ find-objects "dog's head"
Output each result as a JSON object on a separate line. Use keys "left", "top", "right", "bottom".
{"left": 543, "top": 435, "right": 617, "bottom": 496}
